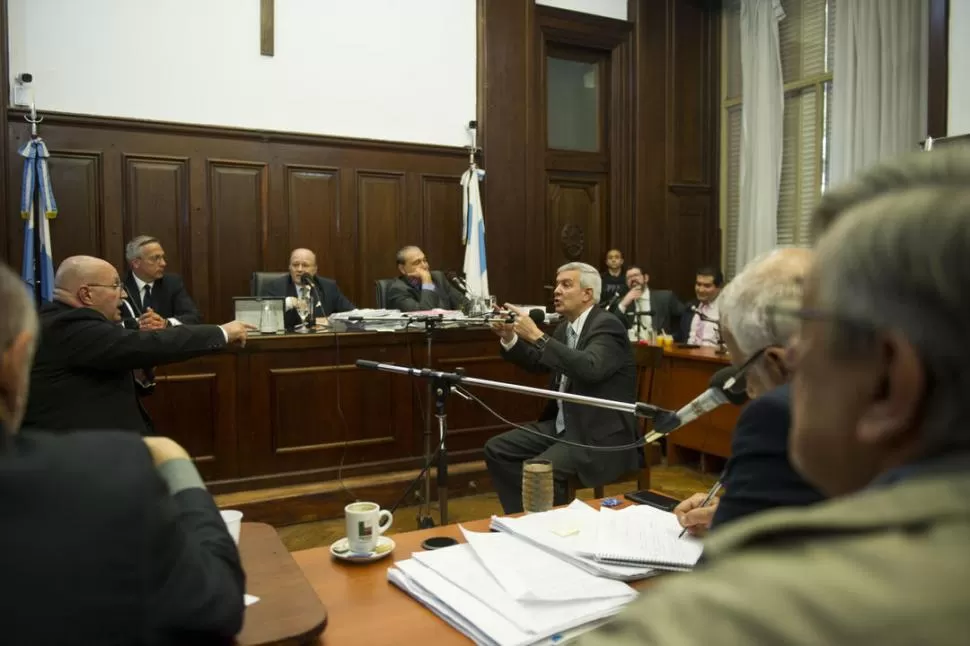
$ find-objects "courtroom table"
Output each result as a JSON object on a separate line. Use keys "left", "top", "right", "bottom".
{"left": 290, "top": 497, "right": 656, "bottom": 646}
{"left": 650, "top": 346, "right": 738, "bottom": 469}
{"left": 143, "top": 327, "right": 548, "bottom": 497}
{"left": 145, "top": 327, "right": 740, "bottom": 513}
{"left": 238, "top": 522, "right": 328, "bottom": 645}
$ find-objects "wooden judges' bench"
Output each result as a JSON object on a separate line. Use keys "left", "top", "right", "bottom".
{"left": 144, "top": 328, "right": 736, "bottom": 521}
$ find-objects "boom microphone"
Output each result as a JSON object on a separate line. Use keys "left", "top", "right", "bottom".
{"left": 650, "top": 366, "right": 748, "bottom": 435}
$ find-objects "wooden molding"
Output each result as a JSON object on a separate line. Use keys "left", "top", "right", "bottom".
{"left": 6, "top": 108, "right": 467, "bottom": 157}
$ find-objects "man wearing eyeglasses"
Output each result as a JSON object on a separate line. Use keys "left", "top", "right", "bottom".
{"left": 122, "top": 235, "right": 201, "bottom": 329}
{"left": 22, "top": 255, "right": 253, "bottom": 434}
{"left": 674, "top": 248, "right": 824, "bottom": 536}
{"left": 576, "top": 149, "right": 970, "bottom": 644}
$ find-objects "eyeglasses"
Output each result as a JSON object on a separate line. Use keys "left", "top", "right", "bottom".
{"left": 765, "top": 304, "right": 877, "bottom": 340}
{"left": 724, "top": 344, "right": 778, "bottom": 394}
{"left": 86, "top": 282, "right": 123, "bottom": 291}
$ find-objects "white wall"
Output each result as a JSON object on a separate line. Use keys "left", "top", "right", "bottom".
{"left": 535, "top": 0, "right": 628, "bottom": 21}
{"left": 949, "top": 0, "right": 970, "bottom": 135}
{"left": 7, "top": 0, "right": 477, "bottom": 147}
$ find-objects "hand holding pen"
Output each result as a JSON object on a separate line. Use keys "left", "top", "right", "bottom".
{"left": 674, "top": 481, "right": 722, "bottom": 538}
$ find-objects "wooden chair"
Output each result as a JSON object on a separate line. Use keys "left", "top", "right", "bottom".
{"left": 565, "top": 344, "right": 666, "bottom": 499}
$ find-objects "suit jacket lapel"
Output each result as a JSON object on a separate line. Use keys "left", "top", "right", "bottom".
{"left": 123, "top": 273, "right": 143, "bottom": 314}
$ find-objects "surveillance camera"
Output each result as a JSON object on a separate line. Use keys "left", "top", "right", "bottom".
{"left": 16, "top": 73, "right": 33, "bottom": 84}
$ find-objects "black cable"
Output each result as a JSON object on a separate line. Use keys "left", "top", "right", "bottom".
{"left": 455, "top": 386, "right": 652, "bottom": 452}
{"left": 388, "top": 442, "right": 442, "bottom": 515}
{"left": 332, "top": 320, "right": 359, "bottom": 501}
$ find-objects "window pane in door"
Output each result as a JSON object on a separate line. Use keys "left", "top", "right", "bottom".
{"left": 547, "top": 56, "right": 600, "bottom": 152}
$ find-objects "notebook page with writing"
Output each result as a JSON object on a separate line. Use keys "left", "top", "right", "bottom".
{"left": 593, "top": 506, "right": 703, "bottom": 571}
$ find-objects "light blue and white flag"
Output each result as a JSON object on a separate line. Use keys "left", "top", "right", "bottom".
{"left": 461, "top": 167, "right": 489, "bottom": 299}
{"left": 20, "top": 138, "right": 57, "bottom": 302}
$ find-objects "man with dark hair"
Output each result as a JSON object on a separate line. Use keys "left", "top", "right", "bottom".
{"left": 576, "top": 148, "right": 970, "bottom": 644}
{"left": 608, "top": 264, "right": 685, "bottom": 340}
{"left": 386, "top": 245, "right": 467, "bottom": 311}
{"left": 680, "top": 265, "right": 724, "bottom": 345}
{"left": 599, "top": 248, "right": 627, "bottom": 306}
{"left": 123, "top": 235, "right": 201, "bottom": 328}
{"left": 0, "top": 261, "right": 245, "bottom": 645}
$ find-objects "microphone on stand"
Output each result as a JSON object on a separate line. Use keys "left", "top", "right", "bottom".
{"left": 647, "top": 366, "right": 748, "bottom": 438}
{"left": 445, "top": 270, "right": 469, "bottom": 294}
{"left": 300, "top": 273, "right": 323, "bottom": 324}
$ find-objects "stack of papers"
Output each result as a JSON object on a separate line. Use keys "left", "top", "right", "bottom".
{"left": 581, "top": 504, "right": 704, "bottom": 572}
{"left": 388, "top": 527, "right": 636, "bottom": 646}
{"left": 489, "top": 500, "right": 657, "bottom": 580}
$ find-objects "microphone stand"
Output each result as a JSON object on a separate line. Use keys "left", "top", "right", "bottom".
{"left": 355, "top": 359, "right": 674, "bottom": 527}
{"left": 342, "top": 312, "right": 513, "bottom": 528}
{"left": 692, "top": 308, "right": 728, "bottom": 355}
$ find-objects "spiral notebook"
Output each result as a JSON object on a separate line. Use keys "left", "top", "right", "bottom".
{"left": 590, "top": 506, "right": 704, "bottom": 572}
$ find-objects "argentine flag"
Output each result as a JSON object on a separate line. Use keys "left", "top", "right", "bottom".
{"left": 20, "top": 138, "right": 57, "bottom": 302}
{"left": 461, "top": 167, "right": 489, "bottom": 299}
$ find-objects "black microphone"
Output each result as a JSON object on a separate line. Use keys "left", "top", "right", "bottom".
{"left": 446, "top": 271, "right": 469, "bottom": 293}
{"left": 690, "top": 305, "right": 720, "bottom": 326}
{"left": 605, "top": 291, "right": 623, "bottom": 310}
{"left": 528, "top": 308, "right": 546, "bottom": 326}
{"left": 356, "top": 359, "right": 382, "bottom": 371}
{"left": 650, "top": 366, "right": 748, "bottom": 435}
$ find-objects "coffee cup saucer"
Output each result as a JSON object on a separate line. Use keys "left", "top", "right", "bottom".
{"left": 330, "top": 535, "right": 396, "bottom": 563}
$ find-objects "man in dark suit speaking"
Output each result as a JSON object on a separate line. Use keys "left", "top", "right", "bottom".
{"left": 485, "top": 262, "right": 639, "bottom": 514}
{"left": 259, "top": 248, "right": 355, "bottom": 330}
{"left": 0, "top": 261, "right": 244, "bottom": 645}
{"left": 22, "top": 255, "right": 252, "bottom": 434}
{"left": 123, "top": 235, "right": 201, "bottom": 329}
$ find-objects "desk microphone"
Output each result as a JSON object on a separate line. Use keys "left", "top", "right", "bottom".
{"left": 445, "top": 270, "right": 469, "bottom": 293}
{"left": 690, "top": 305, "right": 720, "bottom": 325}
{"left": 648, "top": 366, "right": 748, "bottom": 436}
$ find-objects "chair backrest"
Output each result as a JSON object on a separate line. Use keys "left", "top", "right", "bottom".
{"left": 251, "top": 272, "right": 287, "bottom": 296}
{"left": 374, "top": 278, "right": 396, "bottom": 308}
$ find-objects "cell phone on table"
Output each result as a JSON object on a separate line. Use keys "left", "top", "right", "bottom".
{"left": 625, "top": 490, "right": 679, "bottom": 511}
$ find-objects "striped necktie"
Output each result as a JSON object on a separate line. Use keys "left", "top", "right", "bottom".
{"left": 554, "top": 326, "right": 578, "bottom": 434}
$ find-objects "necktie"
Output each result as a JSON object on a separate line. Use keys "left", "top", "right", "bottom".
{"left": 555, "top": 326, "right": 578, "bottom": 434}
{"left": 142, "top": 284, "right": 153, "bottom": 311}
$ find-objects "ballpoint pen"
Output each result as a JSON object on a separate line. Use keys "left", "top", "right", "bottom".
{"left": 678, "top": 480, "right": 722, "bottom": 538}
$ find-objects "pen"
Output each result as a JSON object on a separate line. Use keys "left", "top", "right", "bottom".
{"left": 678, "top": 480, "right": 722, "bottom": 538}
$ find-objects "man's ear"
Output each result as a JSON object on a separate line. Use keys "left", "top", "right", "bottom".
{"left": 763, "top": 346, "right": 790, "bottom": 384}
{"left": 857, "top": 332, "right": 926, "bottom": 447}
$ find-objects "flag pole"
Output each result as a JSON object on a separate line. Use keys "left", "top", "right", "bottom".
{"left": 25, "top": 101, "right": 43, "bottom": 305}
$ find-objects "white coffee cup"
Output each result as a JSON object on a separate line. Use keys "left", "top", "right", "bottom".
{"left": 345, "top": 501, "right": 393, "bottom": 554}
{"left": 220, "top": 509, "right": 243, "bottom": 545}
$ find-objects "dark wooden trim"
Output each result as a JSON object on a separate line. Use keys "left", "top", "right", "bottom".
{"left": 927, "top": 0, "right": 950, "bottom": 137}
{"left": 5, "top": 108, "right": 467, "bottom": 157}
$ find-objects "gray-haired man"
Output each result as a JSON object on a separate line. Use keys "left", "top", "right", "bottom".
{"left": 575, "top": 148, "right": 970, "bottom": 645}
{"left": 486, "top": 262, "right": 639, "bottom": 514}
{"left": 123, "top": 235, "right": 201, "bottom": 329}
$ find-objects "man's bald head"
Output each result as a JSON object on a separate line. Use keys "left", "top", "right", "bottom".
{"left": 54, "top": 256, "right": 116, "bottom": 293}
{"left": 54, "top": 256, "right": 123, "bottom": 322}
{"left": 287, "top": 248, "right": 318, "bottom": 285}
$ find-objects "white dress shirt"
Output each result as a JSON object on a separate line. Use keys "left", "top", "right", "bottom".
{"left": 132, "top": 274, "right": 182, "bottom": 326}
{"left": 619, "top": 288, "right": 652, "bottom": 341}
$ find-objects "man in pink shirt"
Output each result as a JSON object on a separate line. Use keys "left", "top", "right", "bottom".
{"left": 685, "top": 265, "right": 723, "bottom": 346}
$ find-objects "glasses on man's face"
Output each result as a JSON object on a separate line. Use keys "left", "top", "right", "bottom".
{"left": 724, "top": 344, "right": 777, "bottom": 394}
{"left": 86, "top": 282, "right": 123, "bottom": 291}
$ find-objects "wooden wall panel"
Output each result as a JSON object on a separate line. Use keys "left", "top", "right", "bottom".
{"left": 208, "top": 160, "right": 269, "bottom": 323}
{"left": 420, "top": 174, "right": 464, "bottom": 278}
{"left": 2, "top": 113, "right": 466, "bottom": 317}
{"left": 356, "top": 171, "right": 405, "bottom": 302}
{"left": 122, "top": 155, "right": 190, "bottom": 277}
{"left": 44, "top": 151, "right": 104, "bottom": 262}
{"left": 285, "top": 165, "right": 340, "bottom": 279}
{"left": 545, "top": 174, "right": 605, "bottom": 272}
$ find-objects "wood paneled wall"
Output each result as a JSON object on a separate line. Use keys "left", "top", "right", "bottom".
{"left": 479, "top": 0, "right": 722, "bottom": 302}
{"left": 2, "top": 113, "right": 467, "bottom": 323}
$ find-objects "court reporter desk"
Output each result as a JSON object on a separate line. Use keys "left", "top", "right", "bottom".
{"left": 290, "top": 497, "right": 658, "bottom": 646}
{"left": 144, "top": 328, "right": 738, "bottom": 501}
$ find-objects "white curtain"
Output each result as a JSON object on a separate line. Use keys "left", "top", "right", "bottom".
{"left": 736, "top": 0, "right": 786, "bottom": 276}
{"left": 830, "top": 0, "right": 928, "bottom": 188}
